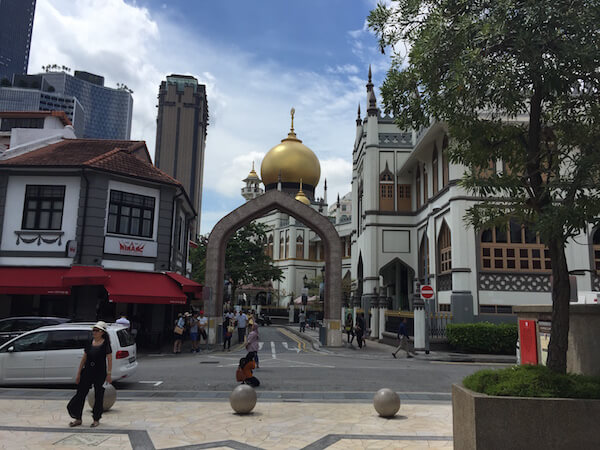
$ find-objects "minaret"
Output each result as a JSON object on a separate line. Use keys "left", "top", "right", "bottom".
{"left": 336, "top": 193, "right": 341, "bottom": 224}
{"left": 323, "top": 178, "right": 328, "bottom": 205}
{"left": 366, "top": 65, "right": 378, "bottom": 117}
{"left": 241, "top": 161, "right": 264, "bottom": 201}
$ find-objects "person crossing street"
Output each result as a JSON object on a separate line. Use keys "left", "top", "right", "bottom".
{"left": 392, "top": 318, "right": 413, "bottom": 358}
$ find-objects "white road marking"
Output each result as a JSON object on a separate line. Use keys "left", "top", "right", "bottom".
{"left": 258, "top": 342, "right": 264, "bottom": 350}
{"left": 271, "top": 341, "right": 277, "bottom": 359}
{"left": 138, "top": 381, "right": 163, "bottom": 387}
{"left": 282, "top": 342, "right": 289, "bottom": 350}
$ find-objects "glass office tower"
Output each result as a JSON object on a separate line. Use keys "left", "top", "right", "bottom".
{"left": 0, "top": 0, "right": 37, "bottom": 81}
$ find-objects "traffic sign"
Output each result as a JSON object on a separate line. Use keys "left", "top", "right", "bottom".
{"left": 421, "top": 285, "right": 435, "bottom": 300}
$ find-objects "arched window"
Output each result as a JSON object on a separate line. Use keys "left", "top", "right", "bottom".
{"left": 279, "top": 231, "right": 284, "bottom": 260}
{"left": 416, "top": 165, "right": 421, "bottom": 209}
{"left": 379, "top": 162, "right": 394, "bottom": 211}
{"left": 267, "top": 234, "right": 274, "bottom": 258}
{"left": 442, "top": 135, "right": 449, "bottom": 187}
{"left": 432, "top": 145, "right": 439, "bottom": 195}
{"left": 438, "top": 222, "right": 451, "bottom": 274}
{"left": 296, "top": 233, "right": 304, "bottom": 259}
{"left": 480, "top": 220, "right": 550, "bottom": 271}
{"left": 593, "top": 228, "right": 600, "bottom": 273}
{"left": 419, "top": 233, "right": 429, "bottom": 281}
{"left": 285, "top": 230, "right": 290, "bottom": 259}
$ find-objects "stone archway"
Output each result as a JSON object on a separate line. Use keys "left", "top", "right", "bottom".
{"left": 204, "top": 190, "right": 343, "bottom": 346}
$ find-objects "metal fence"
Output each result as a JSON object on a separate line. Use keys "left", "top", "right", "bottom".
{"left": 428, "top": 312, "right": 453, "bottom": 339}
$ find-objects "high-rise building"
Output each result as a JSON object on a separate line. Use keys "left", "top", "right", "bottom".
{"left": 0, "top": 85, "right": 85, "bottom": 138}
{"left": 40, "top": 71, "right": 133, "bottom": 140}
{"left": 155, "top": 75, "right": 208, "bottom": 236}
{"left": 0, "top": 0, "right": 36, "bottom": 82}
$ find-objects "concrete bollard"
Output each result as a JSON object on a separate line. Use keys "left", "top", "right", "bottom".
{"left": 87, "top": 384, "right": 117, "bottom": 411}
{"left": 373, "top": 388, "right": 400, "bottom": 417}
{"left": 229, "top": 384, "right": 257, "bottom": 414}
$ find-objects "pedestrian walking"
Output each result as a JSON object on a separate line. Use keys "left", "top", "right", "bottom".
{"left": 223, "top": 313, "right": 234, "bottom": 351}
{"left": 173, "top": 313, "right": 185, "bottom": 354}
{"left": 344, "top": 313, "right": 354, "bottom": 344}
{"left": 246, "top": 323, "right": 260, "bottom": 368}
{"left": 236, "top": 310, "right": 248, "bottom": 343}
{"left": 355, "top": 313, "right": 365, "bottom": 349}
{"left": 299, "top": 310, "right": 306, "bottom": 332}
{"left": 392, "top": 318, "right": 413, "bottom": 358}
{"left": 198, "top": 311, "right": 208, "bottom": 345}
{"left": 235, "top": 353, "right": 260, "bottom": 387}
{"left": 67, "top": 321, "right": 112, "bottom": 428}
{"left": 188, "top": 312, "right": 200, "bottom": 353}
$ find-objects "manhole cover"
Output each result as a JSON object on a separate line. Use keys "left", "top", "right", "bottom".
{"left": 54, "top": 434, "right": 111, "bottom": 446}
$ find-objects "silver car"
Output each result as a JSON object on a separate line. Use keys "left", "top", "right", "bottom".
{"left": 0, "top": 323, "right": 137, "bottom": 385}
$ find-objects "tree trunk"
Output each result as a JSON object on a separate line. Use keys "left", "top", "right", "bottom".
{"left": 545, "top": 237, "right": 571, "bottom": 374}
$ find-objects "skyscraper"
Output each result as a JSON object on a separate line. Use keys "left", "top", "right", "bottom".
{"left": 155, "top": 75, "right": 208, "bottom": 236}
{"left": 0, "top": 0, "right": 36, "bottom": 82}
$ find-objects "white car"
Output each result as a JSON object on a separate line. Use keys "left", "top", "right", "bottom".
{"left": 0, "top": 322, "right": 137, "bottom": 385}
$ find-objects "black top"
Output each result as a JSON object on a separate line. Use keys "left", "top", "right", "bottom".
{"left": 84, "top": 338, "right": 112, "bottom": 374}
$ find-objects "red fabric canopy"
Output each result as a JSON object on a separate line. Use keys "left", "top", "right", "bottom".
{"left": 165, "top": 272, "right": 202, "bottom": 295}
{"left": 0, "top": 267, "right": 71, "bottom": 295}
{"left": 104, "top": 270, "right": 187, "bottom": 305}
{"left": 62, "top": 265, "right": 109, "bottom": 287}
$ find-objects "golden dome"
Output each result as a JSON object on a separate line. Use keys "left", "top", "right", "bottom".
{"left": 260, "top": 108, "right": 321, "bottom": 188}
{"left": 295, "top": 179, "right": 311, "bottom": 205}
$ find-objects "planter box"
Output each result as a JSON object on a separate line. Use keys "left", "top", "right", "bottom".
{"left": 452, "top": 383, "right": 600, "bottom": 450}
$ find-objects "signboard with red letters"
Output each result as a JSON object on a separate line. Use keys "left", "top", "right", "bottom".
{"left": 104, "top": 236, "right": 157, "bottom": 257}
{"left": 420, "top": 285, "right": 435, "bottom": 300}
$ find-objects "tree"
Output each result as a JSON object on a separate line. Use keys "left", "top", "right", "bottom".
{"left": 369, "top": 0, "right": 600, "bottom": 374}
{"left": 190, "top": 223, "right": 283, "bottom": 304}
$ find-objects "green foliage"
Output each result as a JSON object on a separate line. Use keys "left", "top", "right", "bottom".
{"left": 446, "top": 323, "right": 517, "bottom": 354}
{"left": 190, "top": 223, "right": 283, "bottom": 298}
{"left": 464, "top": 365, "right": 600, "bottom": 399}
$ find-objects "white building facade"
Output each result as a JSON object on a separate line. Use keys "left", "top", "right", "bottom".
{"left": 351, "top": 68, "right": 599, "bottom": 326}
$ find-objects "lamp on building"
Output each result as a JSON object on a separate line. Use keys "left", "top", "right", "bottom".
{"left": 303, "top": 274, "right": 308, "bottom": 286}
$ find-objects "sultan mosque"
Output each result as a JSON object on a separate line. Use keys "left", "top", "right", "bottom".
{"left": 240, "top": 68, "right": 600, "bottom": 328}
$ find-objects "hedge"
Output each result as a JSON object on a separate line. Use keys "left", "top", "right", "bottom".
{"left": 446, "top": 322, "right": 517, "bottom": 354}
{"left": 463, "top": 365, "right": 600, "bottom": 399}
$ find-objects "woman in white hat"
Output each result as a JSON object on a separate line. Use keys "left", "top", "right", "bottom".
{"left": 67, "top": 321, "right": 113, "bottom": 428}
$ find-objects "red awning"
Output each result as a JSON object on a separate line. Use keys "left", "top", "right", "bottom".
{"left": 62, "top": 265, "right": 109, "bottom": 287}
{"left": 165, "top": 272, "right": 203, "bottom": 295}
{"left": 0, "top": 267, "right": 71, "bottom": 295}
{"left": 104, "top": 270, "right": 187, "bottom": 305}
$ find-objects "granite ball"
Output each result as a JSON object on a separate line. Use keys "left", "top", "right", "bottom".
{"left": 87, "top": 384, "right": 117, "bottom": 411}
{"left": 229, "top": 384, "right": 257, "bottom": 414}
{"left": 373, "top": 388, "right": 400, "bottom": 417}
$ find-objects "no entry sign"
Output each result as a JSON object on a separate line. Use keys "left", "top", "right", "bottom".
{"left": 421, "top": 285, "right": 435, "bottom": 300}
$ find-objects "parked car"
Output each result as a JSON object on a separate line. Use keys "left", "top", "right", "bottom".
{"left": 0, "top": 322, "right": 137, "bottom": 385}
{"left": 0, "top": 316, "right": 70, "bottom": 345}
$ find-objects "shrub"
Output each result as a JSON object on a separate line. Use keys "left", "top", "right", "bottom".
{"left": 463, "top": 365, "right": 600, "bottom": 399}
{"left": 446, "top": 322, "right": 517, "bottom": 354}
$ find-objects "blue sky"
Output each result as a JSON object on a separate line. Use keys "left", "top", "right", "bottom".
{"left": 29, "top": 0, "right": 391, "bottom": 234}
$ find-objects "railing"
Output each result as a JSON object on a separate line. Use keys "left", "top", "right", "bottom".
{"left": 428, "top": 312, "right": 452, "bottom": 339}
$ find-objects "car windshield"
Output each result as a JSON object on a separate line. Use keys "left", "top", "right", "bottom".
{"left": 0, "top": 321, "right": 13, "bottom": 332}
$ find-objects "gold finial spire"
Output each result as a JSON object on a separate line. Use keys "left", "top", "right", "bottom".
{"left": 299, "top": 178, "right": 303, "bottom": 191}
{"left": 295, "top": 177, "right": 310, "bottom": 205}
{"left": 290, "top": 107, "right": 295, "bottom": 133}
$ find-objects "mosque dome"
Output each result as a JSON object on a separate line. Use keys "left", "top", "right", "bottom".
{"left": 294, "top": 180, "right": 311, "bottom": 205}
{"left": 260, "top": 108, "right": 321, "bottom": 189}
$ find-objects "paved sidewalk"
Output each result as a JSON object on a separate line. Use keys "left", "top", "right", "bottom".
{"left": 283, "top": 324, "right": 516, "bottom": 364}
{"left": 0, "top": 396, "right": 453, "bottom": 449}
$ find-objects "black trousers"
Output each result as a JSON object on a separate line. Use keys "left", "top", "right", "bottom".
{"left": 67, "top": 369, "right": 105, "bottom": 421}
{"left": 237, "top": 327, "right": 246, "bottom": 343}
{"left": 244, "top": 376, "right": 260, "bottom": 387}
{"left": 223, "top": 335, "right": 232, "bottom": 349}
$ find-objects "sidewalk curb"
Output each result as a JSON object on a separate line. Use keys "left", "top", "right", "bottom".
{"left": 279, "top": 325, "right": 321, "bottom": 351}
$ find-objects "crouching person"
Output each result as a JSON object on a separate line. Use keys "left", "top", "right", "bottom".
{"left": 235, "top": 353, "right": 260, "bottom": 387}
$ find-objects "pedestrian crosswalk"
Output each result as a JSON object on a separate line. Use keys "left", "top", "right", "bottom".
{"left": 243, "top": 340, "right": 304, "bottom": 356}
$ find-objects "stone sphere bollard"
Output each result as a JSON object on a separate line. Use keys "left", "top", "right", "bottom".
{"left": 229, "top": 384, "right": 257, "bottom": 414}
{"left": 87, "top": 384, "right": 117, "bottom": 412}
{"left": 373, "top": 388, "right": 400, "bottom": 417}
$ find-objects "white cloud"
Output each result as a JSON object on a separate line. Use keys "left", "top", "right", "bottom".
{"left": 30, "top": 0, "right": 378, "bottom": 234}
